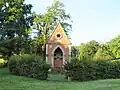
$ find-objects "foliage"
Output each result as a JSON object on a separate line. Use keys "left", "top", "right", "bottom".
{"left": 0, "top": 37, "right": 37, "bottom": 58}
{"left": 0, "top": 0, "right": 33, "bottom": 57}
{"left": 71, "top": 46, "right": 79, "bottom": 58}
{"left": 0, "top": 58, "right": 7, "bottom": 68}
{"left": 108, "top": 35, "right": 120, "bottom": 58}
{"left": 93, "top": 44, "right": 115, "bottom": 60}
{"left": 0, "top": 0, "right": 72, "bottom": 58}
{"left": 8, "top": 54, "right": 50, "bottom": 80}
{"left": 64, "top": 59, "right": 120, "bottom": 81}
{"left": 33, "top": 0, "right": 72, "bottom": 55}
{"left": 1, "top": 68, "right": 120, "bottom": 90}
{"left": 0, "top": 0, "right": 33, "bottom": 39}
{"left": 78, "top": 40, "right": 100, "bottom": 60}
{"left": 46, "top": 0, "right": 72, "bottom": 35}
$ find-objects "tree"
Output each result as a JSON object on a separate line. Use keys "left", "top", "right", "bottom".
{"left": 46, "top": 0, "right": 72, "bottom": 36}
{"left": 0, "top": 0, "right": 33, "bottom": 39}
{"left": 93, "top": 44, "right": 115, "bottom": 60}
{"left": 108, "top": 35, "right": 120, "bottom": 59}
{"left": 71, "top": 46, "right": 79, "bottom": 58}
{"left": 0, "top": 0, "right": 33, "bottom": 57}
{"left": 33, "top": 0, "right": 72, "bottom": 55}
{"left": 78, "top": 40, "right": 100, "bottom": 60}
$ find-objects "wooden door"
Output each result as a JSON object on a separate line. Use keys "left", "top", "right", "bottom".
{"left": 54, "top": 47, "right": 63, "bottom": 67}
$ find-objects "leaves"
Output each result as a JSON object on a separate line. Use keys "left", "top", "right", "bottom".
{"left": 78, "top": 40, "right": 100, "bottom": 60}
{"left": 93, "top": 44, "right": 115, "bottom": 60}
{"left": 108, "top": 35, "right": 120, "bottom": 58}
{"left": 33, "top": 0, "right": 72, "bottom": 55}
{"left": 0, "top": 0, "right": 33, "bottom": 57}
{"left": 8, "top": 54, "right": 50, "bottom": 80}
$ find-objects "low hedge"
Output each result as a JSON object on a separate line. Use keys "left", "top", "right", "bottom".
{"left": 64, "top": 58, "right": 120, "bottom": 81}
{"left": 8, "top": 54, "right": 50, "bottom": 80}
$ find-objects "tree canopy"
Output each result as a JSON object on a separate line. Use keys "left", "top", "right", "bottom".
{"left": 0, "top": 0, "right": 72, "bottom": 58}
{"left": 32, "top": 0, "right": 72, "bottom": 55}
{"left": 0, "top": 0, "right": 33, "bottom": 58}
{"left": 78, "top": 40, "right": 100, "bottom": 60}
{"left": 108, "top": 35, "right": 120, "bottom": 58}
{"left": 93, "top": 44, "right": 115, "bottom": 60}
{"left": 0, "top": 0, "right": 120, "bottom": 62}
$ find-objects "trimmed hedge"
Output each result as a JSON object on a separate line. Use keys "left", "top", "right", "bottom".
{"left": 64, "top": 58, "right": 120, "bottom": 81}
{"left": 8, "top": 54, "right": 50, "bottom": 80}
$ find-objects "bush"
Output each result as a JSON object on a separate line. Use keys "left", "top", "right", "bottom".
{"left": 0, "top": 58, "right": 7, "bottom": 68}
{"left": 64, "top": 59, "right": 120, "bottom": 81}
{"left": 8, "top": 54, "right": 50, "bottom": 80}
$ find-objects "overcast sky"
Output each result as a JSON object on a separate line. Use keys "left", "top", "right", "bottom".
{"left": 26, "top": 0, "right": 120, "bottom": 45}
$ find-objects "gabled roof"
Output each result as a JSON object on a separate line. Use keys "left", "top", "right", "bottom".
{"left": 47, "top": 22, "right": 71, "bottom": 45}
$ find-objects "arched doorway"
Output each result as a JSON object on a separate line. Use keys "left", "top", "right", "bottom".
{"left": 53, "top": 47, "right": 63, "bottom": 67}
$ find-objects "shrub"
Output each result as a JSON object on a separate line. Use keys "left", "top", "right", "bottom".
{"left": 8, "top": 54, "right": 50, "bottom": 80}
{"left": 64, "top": 59, "right": 120, "bottom": 81}
{"left": 0, "top": 58, "right": 7, "bottom": 68}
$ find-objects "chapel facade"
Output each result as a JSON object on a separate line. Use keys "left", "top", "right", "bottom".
{"left": 46, "top": 23, "right": 71, "bottom": 68}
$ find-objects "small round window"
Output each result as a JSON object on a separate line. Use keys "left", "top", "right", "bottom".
{"left": 56, "top": 33, "right": 62, "bottom": 39}
{"left": 57, "top": 34, "right": 61, "bottom": 38}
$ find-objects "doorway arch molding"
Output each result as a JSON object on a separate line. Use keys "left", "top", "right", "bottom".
{"left": 52, "top": 45, "right": 65, "bottom": 67}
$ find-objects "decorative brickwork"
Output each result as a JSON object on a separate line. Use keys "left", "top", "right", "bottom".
{"left": 46, "top": 23, "right": 71, "bottom": 68}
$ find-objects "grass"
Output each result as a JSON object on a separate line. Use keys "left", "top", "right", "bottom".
{"left": 0, "top": 68, "right": 120, "bottom": 90}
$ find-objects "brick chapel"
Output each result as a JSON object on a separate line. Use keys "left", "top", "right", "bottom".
{"left": 46, "top": 23, "right": 71, "bottom": 68}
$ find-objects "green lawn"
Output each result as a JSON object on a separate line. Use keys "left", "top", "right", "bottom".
{"left": 0, "top": 68, "right": 120, "bottom": 90}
